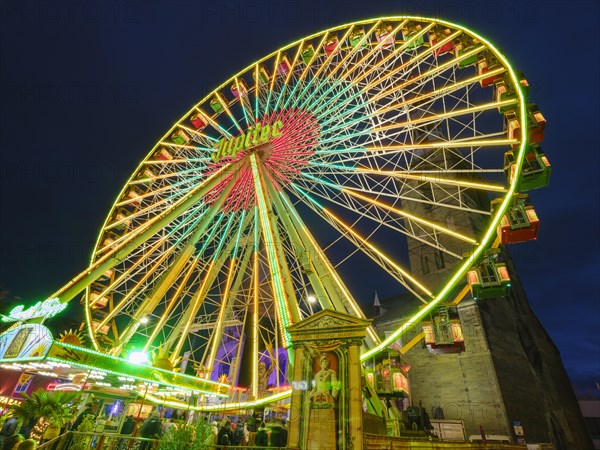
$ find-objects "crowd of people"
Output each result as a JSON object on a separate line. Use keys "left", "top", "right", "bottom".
{"left": 209, "top": 415, "right": 288, "bottom": 449}
{"left": 1, "top": 400, "right": 291, "bottom": 450}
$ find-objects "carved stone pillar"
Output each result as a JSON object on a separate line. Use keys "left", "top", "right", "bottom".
{"left": 287, "top": 345, "right": 304, "bottom": 449}
{"left": 347, "top": 340, "right": 363, "bottom": 450}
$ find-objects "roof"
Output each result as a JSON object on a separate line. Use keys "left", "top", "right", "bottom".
{"left": 370, "top": 291, "right": 424, "bottom": 327}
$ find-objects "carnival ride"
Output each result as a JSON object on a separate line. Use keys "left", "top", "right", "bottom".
{"left": 2, "top": 16, "right": 550, "bottom": 411}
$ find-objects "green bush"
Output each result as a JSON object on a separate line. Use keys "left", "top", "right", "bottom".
{"left": 158, "top": 419, "right": 212, "bottom": 450}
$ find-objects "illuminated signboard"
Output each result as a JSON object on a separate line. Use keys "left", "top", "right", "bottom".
{"left": 1, "top": 298, "right": 66, "bottom": 323}
{"left": 212, "top": 120, "right": 283, "bottom": 162}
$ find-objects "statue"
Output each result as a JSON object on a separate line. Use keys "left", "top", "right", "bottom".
{"left": 257, "top": 360, "right": 273, "bottom": 394}
{"left": 309, "top": 353, "right": 339, "bottom": 406}
{"left": 307, "top": 352, "right": 339, "bottom": 448}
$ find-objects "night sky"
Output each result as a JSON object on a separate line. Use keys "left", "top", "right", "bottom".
{"left": 0, "top": 1, "right": 598, "bottom": 397}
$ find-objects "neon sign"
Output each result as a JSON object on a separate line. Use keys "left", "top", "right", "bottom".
{"left": 212, "top": 120, "right": 283, "bottom": 162}
{"left": 1, "top": 298, "right": 67, "bottom": 323}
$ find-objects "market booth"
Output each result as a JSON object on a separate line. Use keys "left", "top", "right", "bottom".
{"left": 0, "top": 321, "right": 230, "bottom": 427}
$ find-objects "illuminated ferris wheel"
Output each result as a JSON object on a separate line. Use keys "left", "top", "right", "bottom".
{"left": 50, "top": 17, "right": 548, "bottom": 401}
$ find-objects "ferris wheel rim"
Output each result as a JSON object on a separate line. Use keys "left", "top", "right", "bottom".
{"left": 82, "top": 15, "right": 531, "bottom": 404}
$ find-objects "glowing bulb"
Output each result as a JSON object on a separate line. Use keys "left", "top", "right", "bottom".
{"left": 139, "top": 317, "right": 149, "bottom": 324}
{"left": 128, "top": 351, "right": 149, "bottom": 365}
{"left": 307, "top": 296, "right": 316, "bottom": 303}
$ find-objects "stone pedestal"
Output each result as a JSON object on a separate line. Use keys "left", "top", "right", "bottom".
{"left": 287, "top": 309, "right": 371, "bottom": 450}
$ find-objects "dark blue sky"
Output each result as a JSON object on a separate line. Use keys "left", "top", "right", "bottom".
{"left": 0, "top": 1, "right": 598, "bottom": 397}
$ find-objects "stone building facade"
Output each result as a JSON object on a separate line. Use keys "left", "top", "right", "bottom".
{"left": 372, "top": 144, "right": 592, "bottom": 448}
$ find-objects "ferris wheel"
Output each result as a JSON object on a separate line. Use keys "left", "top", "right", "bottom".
{"left": 54, "top": 17, "right": 547, "bottom": 402}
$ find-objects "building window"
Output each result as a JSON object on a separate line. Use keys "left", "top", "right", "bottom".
{"left": 435, "top": 250, "right": 445, "bottom": 269}
{"left": 418, "top": 184, "right": 433, "bottom": 212}
{"left": 421, "top": 255, "right": 430, "bottom": 275}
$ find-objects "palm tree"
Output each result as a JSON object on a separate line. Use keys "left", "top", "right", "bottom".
{"left": 10, "top": 389, "right": 80, "bottom": 439}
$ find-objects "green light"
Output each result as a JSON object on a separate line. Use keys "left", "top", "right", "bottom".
{"left": 232, "top": 210, "right": 247, "bottom": 258}
{"left": 250, "top": 155, "right": 292, "bottom": 346}
{"left": 289, "top": 183, "right": 324, "bottom": 209}
{"left": 1, "top": 298, "right": 66, "bottom": 322}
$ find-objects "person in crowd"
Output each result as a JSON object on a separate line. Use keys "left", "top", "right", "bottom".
{"left": 210, "top": 421, "right": 219, "bottom": 446}
{"left": 2, "top": 434, "right": 23, "bottom": 450}
{"left": 0, "top": 416, "right": 18, "bottom": 449}
{"left": 268, "top": 418, "right": 288, "bottom": 448}
{"left": 162, "top": 418, "right": 176, "bottom": 435}
{"left": 120, "top": 415, "right": 136, "bottom": 435}
{"left": 16, "top": 440, "right": 35, "bottom": 450}
{"left": 245, "top": 414, "right": 257, "bottom": 446}
{"left": 217, "top": 420, "right": 233, "bottom": 449}
{"left": 231, "top": 422, "right": 244, "bottom": 446}
{"left": 1, "top": 417, "right": 18, "bottom": 438}
{"left": 139, "top": 412, "right": 162, "bottom": 450}
{"left": 241, "top": 422, "right": 249, "bottom": 446}
{"left": 255, "top": 421, "right": 268, "bottom": 449}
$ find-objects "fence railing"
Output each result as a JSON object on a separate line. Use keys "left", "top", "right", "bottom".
{"left": 36, "top": 431, "right": 159, "bottom": 450}
{"left": 36, "top": 431, "right": 288, "bottom": 450}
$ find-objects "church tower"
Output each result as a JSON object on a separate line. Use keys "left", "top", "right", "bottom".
{"left": 373, "top": 138, "right": 592, "bottom": 448}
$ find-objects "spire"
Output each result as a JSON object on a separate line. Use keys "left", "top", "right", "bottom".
{"left": 373, "top": 291, "right": 386, "bottom": 317}
{"left": 374, "top": 291, "right": 381, "bottom": 307}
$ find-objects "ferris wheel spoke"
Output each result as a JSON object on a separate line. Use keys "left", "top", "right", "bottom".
{"left": 377, "top": 65, "right": 506, "bottom": 117}
{"left": 298, "top": 20, "right": 410, "bottom": 113}
{"left": 264, "top": 51, "right": 283, "bottom": 115}
{"left": 94, "top": 235, "right": 186, "bottom": 333}
{"left": 372, "top": 99, "right": 517, "bottom": 135}
{"left": 314, "top": 61, "right": 505, "bottom": 134}
{"left": 166, "top": 211, "right": 247, "bottom": 360}
{"left": 251, "top": 155, "right": 299, "bottom": 348}
{"left": 287, "top": 26, "right": 358, "bottom": 111}
{"left": 366, "top": 136, "right": 516, "bottom": 152}
{"left": 191, "top": 107, "right": 234, "bottom": 140}
{"left": 319, "top": 78, "right": 494, "bottom": 142}
{"left": 323, "top": 177, "right": 477, "bottom": 244}
{"left": 111, "top": 175, "right": 201, "bottom": 214}
{"left": 214, "top": 92, "right": 243, "bottom": 134}
{"left": 290, "top": 183, "right": 433, "bottom": 301}
{"left": 91, "top": 206, "right": 206, "bottom": 311}
{"left": 203, "top": 229, "right": 254, "bottom": 378}
{"left": 293, "top": 176, "right": 468, "bottom": 259}
{"left": 94, "top": 177, "right": 239, "bottom": 333}
{"left": 128, "top": 166, "right": 208, "bottom": 187}
{"left": 299, "top": 168, "right": 492, "bottom": 216}
{"left": 286, "top": 21, "right": 380, "bottom": 110}
{"left": 107, "top": 180, "right": 207, "bottom": 233}
{"left": 280, "top": 32, "right": 331, "bottom": 111}
{"left": 111, "top": 210, "right": 237, "bottom": 352}
{"left": 369, "top": 45, "right": 485, "bottom": 106}
{"left": 307, "top": 161, "right": 507, "bottom": 193}
{"left": 312, "top": 21, "right": 382, "bottom": 83}
{"left": 142, "top": 256, "right": 200, "bottom": 352}
{"left": 87, "top": 162, "right": 237, "bottom": 264}
{"left": 271, "top": 40, "right": 306, "bottom": 113}
{"left": 277, "top": 190, "right": 381, "bottom": 347}
{"left": 233, "top": 78, "right": 253, "bottom": 128}
{"left": 303, "top": 22, "right": 440, "bottom": 118}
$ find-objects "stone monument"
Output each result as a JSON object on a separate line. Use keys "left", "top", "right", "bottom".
{"left": 286, "top": 309, "right": 372, "bottom": 450}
